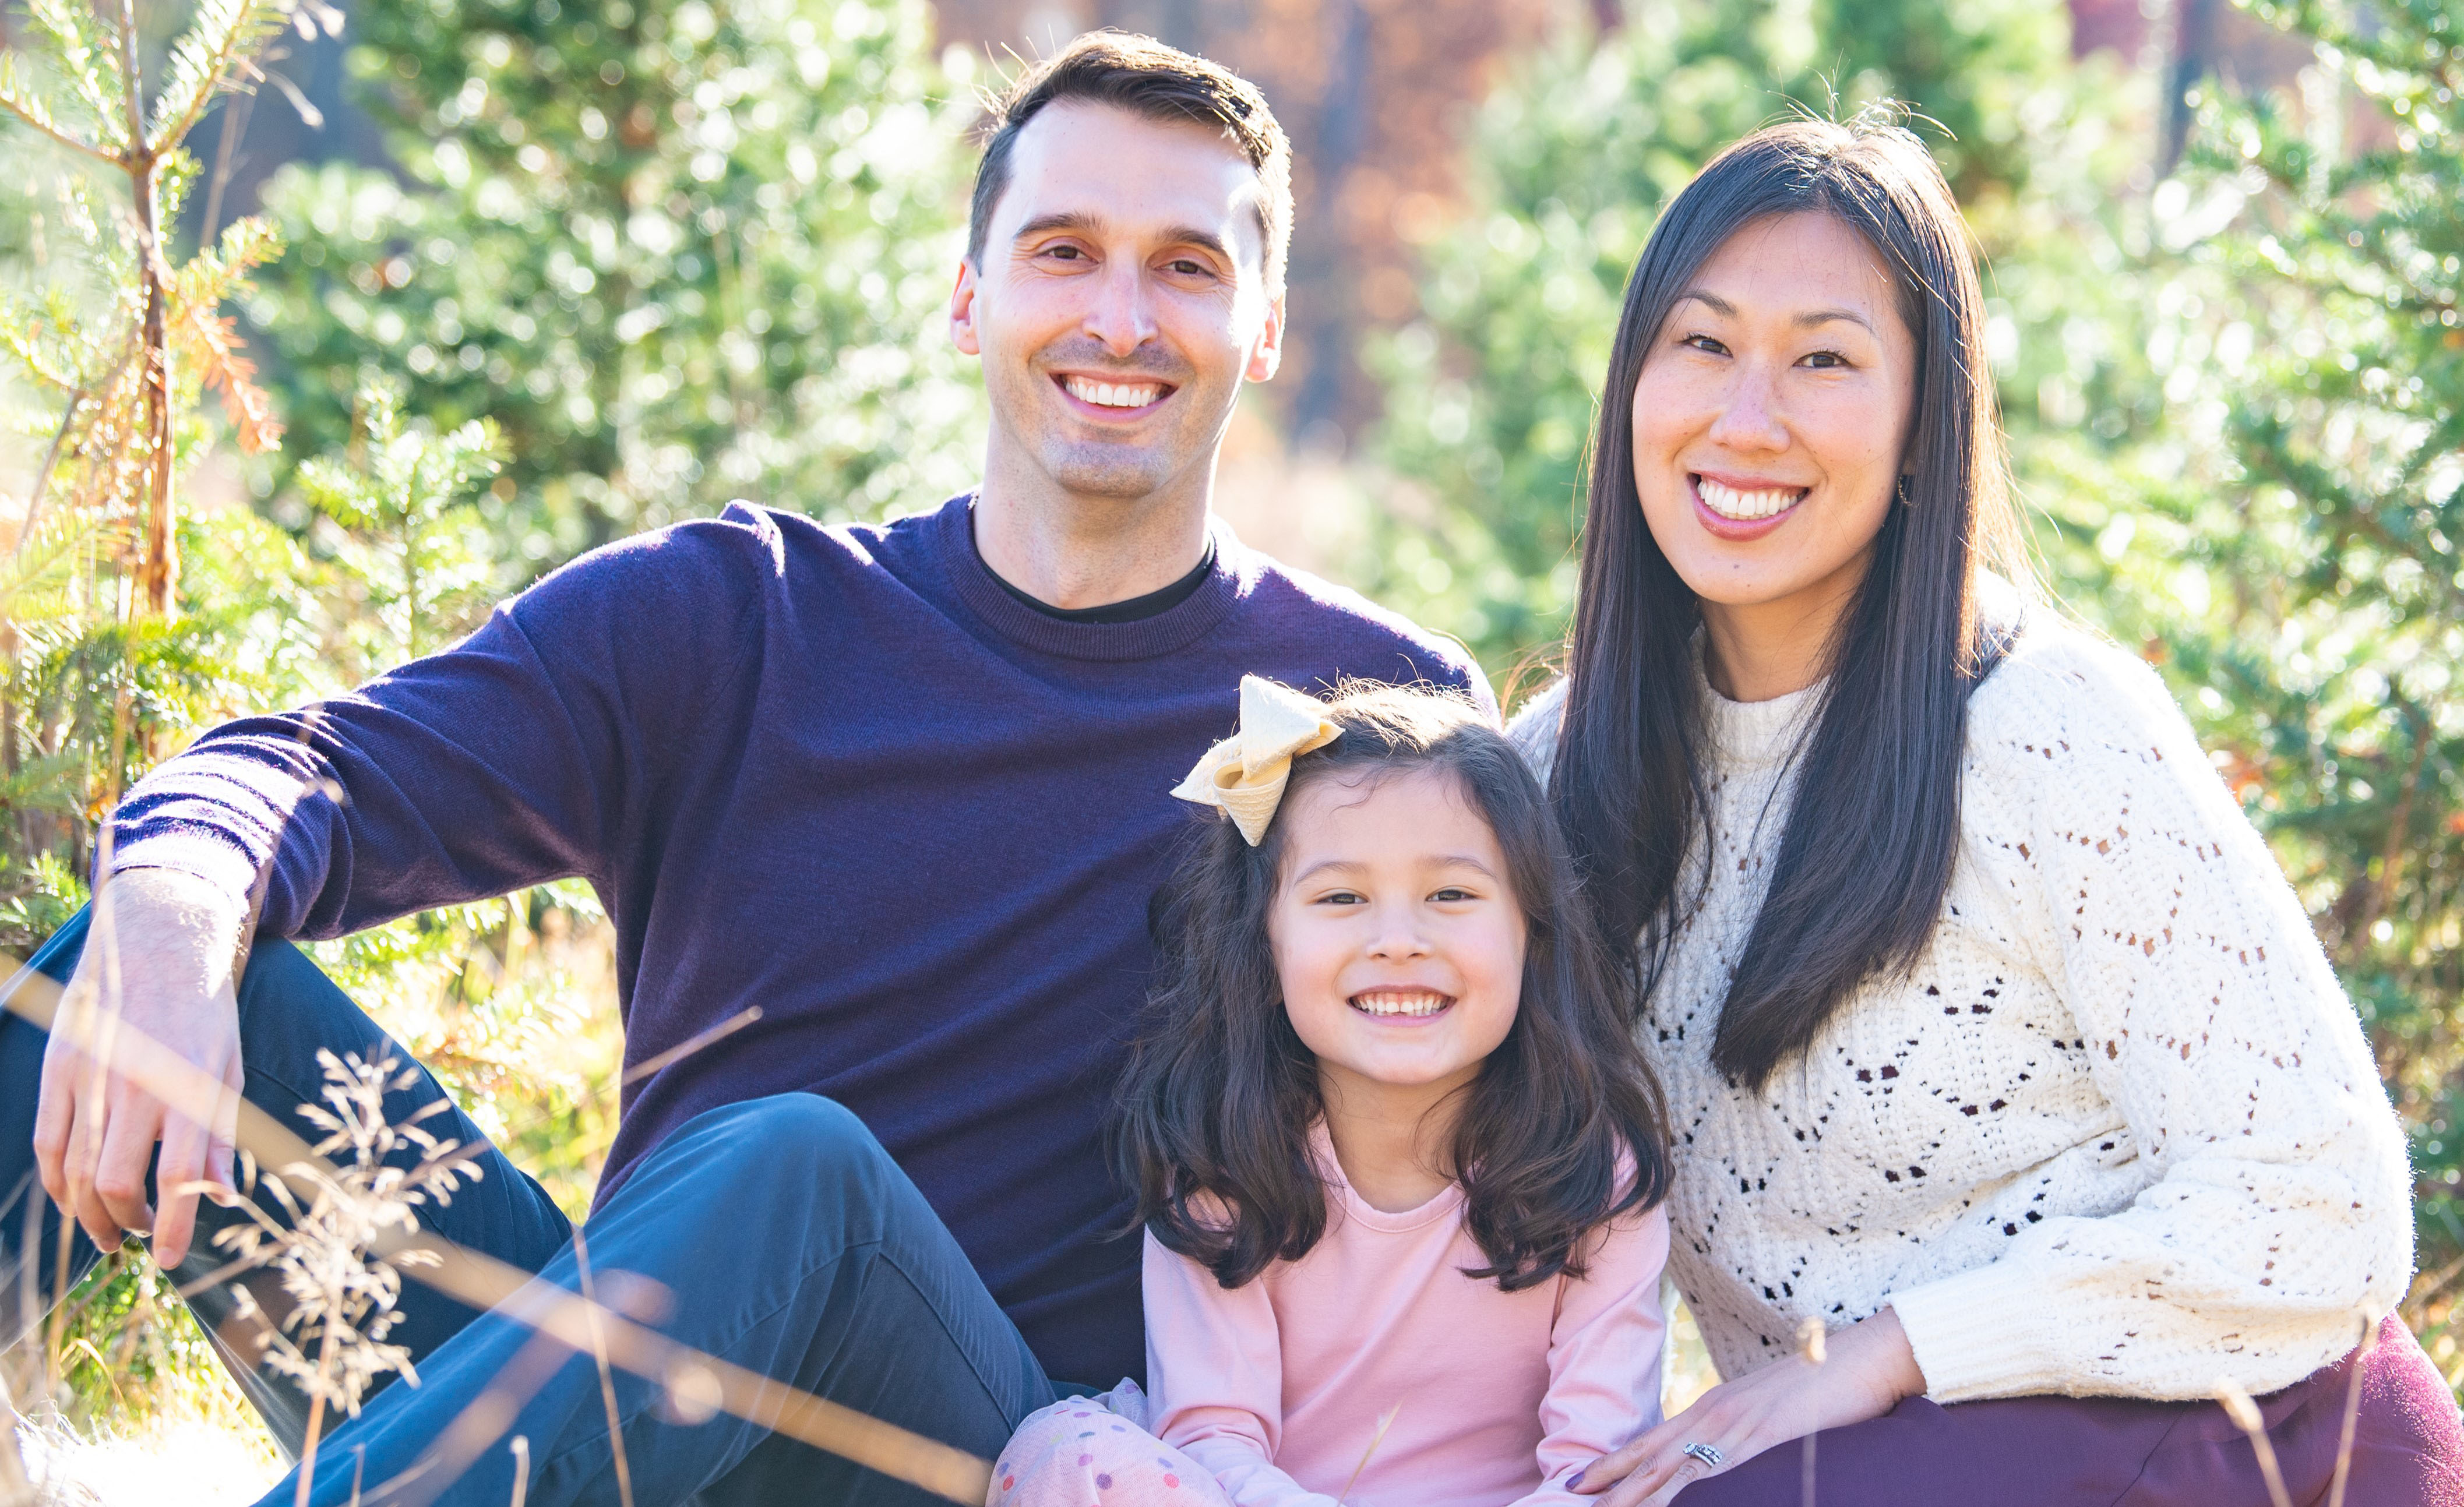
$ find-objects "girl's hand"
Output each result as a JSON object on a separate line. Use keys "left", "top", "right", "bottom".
{"left": 1570, "top": 1307, "right": 1926, "bottom": 1506}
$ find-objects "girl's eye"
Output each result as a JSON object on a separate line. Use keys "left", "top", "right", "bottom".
{"left": 1430, "top": 887, "right": 1474, "bottom": 903}
{"left": 1317, "top": 890, "right": 1365, "bottom": 906}
{"left": 1802, "top": 349, "right": 1848, "bottom": 369}
{"left": 1681, "top": 333, "right": 1729, "bottom": 357}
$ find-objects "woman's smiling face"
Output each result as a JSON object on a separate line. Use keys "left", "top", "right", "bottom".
{"left": 1631, "top": 211, "right": 1919, "bottom": 634}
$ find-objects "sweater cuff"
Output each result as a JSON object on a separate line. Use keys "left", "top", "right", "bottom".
{"left": 1887, "top": 1261, "right": 2070, "bottom": 1402}
{"left": 109, "top": 828, "right": 267, "bottom": 915}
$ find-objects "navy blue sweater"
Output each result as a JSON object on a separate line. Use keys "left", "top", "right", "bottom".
{"left": 112, "top": 493, "right": 1486, "bottom": 1385}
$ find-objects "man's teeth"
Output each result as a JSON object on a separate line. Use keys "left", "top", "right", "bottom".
{"left": 1350, "top": 991, "right": 1450, "bottom": 1018}
{"left": 1064, "top": 376, "right": 1163, "bottom": 409}
{"left": 1697, "top": 477, "right": 1803, "bottom": 520}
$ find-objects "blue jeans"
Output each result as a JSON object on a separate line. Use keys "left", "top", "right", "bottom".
{"left": 1, "top": 909, "right": 1055, "bottom": 1504}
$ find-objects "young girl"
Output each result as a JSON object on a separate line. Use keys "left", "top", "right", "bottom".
{"left": 990, "top": 676, "right": 1673, "bottom": 1507}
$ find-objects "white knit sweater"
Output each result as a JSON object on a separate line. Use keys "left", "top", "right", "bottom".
{"left": 1510, "top": 620, "right": 2414, "bottom": 1403}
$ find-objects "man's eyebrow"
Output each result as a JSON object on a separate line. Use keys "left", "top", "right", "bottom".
{"left": 1011, "top": 211, "right": 1107, "bottom": 244}
{"left": 1158, "top": 225, "right": 1236, "bottom": 264}
{"left": 1009, "top": 214, "right": 1236, "bottom": 265}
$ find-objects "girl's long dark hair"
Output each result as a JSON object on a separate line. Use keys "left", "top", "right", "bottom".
{"left": 1553, "top": 117, "right": 2029, "bottom": 1091}
{"left": 1117, "top": 683, "right": 1669, "bottom": 1292}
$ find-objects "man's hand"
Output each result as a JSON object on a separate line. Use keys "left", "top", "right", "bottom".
{"left": 1572, "top": 1307, "right": 1927, "bottom": 1506}
{"left": 31, "top": 868, "right": 249, "bottom": 1269}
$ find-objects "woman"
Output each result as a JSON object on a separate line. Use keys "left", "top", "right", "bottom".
{"left": 1513, "top": 117, "right": 2463, "bottom": 1505}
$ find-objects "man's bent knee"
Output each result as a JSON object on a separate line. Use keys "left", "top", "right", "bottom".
{"left": 667, "top": 1093, "right": 897, "bottom": 1205}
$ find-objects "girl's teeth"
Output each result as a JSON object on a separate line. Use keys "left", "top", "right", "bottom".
{"left": 1352, "top": 991, "right": 1447, "bottom": 1017}
{"left": 1697, "top": 477, "right": 1802, "bottom": 520}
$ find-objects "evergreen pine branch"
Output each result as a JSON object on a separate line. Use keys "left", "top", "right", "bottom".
{"left": 170, "top": 211, "right": 288, "bottom": 444}
{"left": 20, "top": 0, "right": 128, "bottom": 149}
{"left": 0, "top": 54, "right": 115, "bottom": 164}
{"left": 0, "top": 298, "right": 89, "bottom": 392}
{"left": 147, "top": 0, "right": 291, "bottom": 157}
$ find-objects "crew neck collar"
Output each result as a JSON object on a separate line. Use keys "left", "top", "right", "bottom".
{"left": 1310, "top": 1121, "right": 1465, "bottom": 1233}
{"left": 935, "top": 493, "right": 1242, "bottom": 662}
{"left": 1700, "top": 665, "right": 1825, "bottom": 769}
{"left": 981, "top": 530, "right": 1219, "bottom": 624}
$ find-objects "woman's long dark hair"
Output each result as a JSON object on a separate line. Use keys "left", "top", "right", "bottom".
{"left": 1552, "top": 117, "right": 2029, "bottom": 1090}
{"left": 1118, "top": 683, "right": 1670, "bottom": 1292}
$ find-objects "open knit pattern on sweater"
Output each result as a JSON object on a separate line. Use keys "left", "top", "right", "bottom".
{"left": 1508, "top": 619, "right": 2414, "bottom": 1404}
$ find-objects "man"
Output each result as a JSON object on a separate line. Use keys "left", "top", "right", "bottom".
{"left": 0, "top": 32, "right": 1485, "bottom": 1505}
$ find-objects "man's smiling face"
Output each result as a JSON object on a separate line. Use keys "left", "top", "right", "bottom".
{"left": 950, "top": 100, "right": 1284, "bottom": 505}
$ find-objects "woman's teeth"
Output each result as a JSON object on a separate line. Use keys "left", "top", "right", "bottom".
{"left": 1349, "top": 990, "right": 1450, "bottom": 1018}
{"left": 1064, "top": 376, "right": 1163, "bottom": 409}
{"left": 1697, "top": 477, "right": 1803, "bottom": 520}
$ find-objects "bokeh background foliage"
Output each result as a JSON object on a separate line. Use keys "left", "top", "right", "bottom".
{"left": 0, "top": 0, "right": 2455, "bottom": 1464}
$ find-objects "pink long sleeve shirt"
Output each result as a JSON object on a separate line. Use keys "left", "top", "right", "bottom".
{"left": 1143, "top": 1134, "right": 1670, "bottom": 1507}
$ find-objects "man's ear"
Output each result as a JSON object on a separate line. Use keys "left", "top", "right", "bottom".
{"left": 1245, "top": 292, "right": 1286, "bottom": 383}
{"left": 949, "top": 260, "right": 983, "bottom": 357}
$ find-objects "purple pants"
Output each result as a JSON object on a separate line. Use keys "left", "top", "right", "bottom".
{"left": 1679, "top": 1317, "right": 2461, "bottom": 1506}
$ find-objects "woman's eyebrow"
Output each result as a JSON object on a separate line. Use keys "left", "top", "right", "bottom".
{"left": 1674, "top": 289, "right": 1875, "bottom": 334}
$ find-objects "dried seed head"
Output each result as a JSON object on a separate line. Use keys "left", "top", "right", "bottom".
{"left": 206, "top": 1051, "right": 479, "bottom": 1423}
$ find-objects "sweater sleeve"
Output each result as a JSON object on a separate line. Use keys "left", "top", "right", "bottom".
{"left": 1508, "top": 1205, "right": 1670, "bottom": 1507}
{"left": 107, "top": 509, "right": 774, "bottom": 938}
{"left": 1887, "top": 634, "right": 2414, "bottom": 1401}
{"left": 1143, "top": 1233, "right": 1342, "bottom": 1507}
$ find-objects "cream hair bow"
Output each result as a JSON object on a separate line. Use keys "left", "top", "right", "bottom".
{"left": 1171, "top": 675, "right": 1342, "bottom": 845}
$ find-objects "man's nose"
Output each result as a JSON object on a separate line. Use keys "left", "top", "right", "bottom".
{"left": 1081, "top": 259, "right": 1159, "bottom": 357}
{"left": 1705, "top": 362, "right": 1790, "bottom": 451}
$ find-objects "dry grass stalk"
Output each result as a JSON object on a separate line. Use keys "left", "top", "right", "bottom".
{"left": 618, "top": 1006, "right": 761, "bottom": 1088}
{"left": 567, "top": 1229, "right": 633, "bottom": 1507}
{"left": 2212, "top": 1377, "right": 2292, "bottom": 1507}
{"left": 0, "top": 1368, "right": 36, "bottom": 1507}
{"left": 2325, "top": 1308, "right": 2380, "bottom": 1507}
{"left": 1796, "top": 1317, "right": 1824, "bottom": 1507}
{"left": 189, "top": 1049, "right": 478, "bottom": 1505}
{"left": 1334, "top": 1402, "right": 1398, "bottom": 1507}
{"left": 0, "top": 955, "right": 994, "bottom": 1504}
{"left": 365, "top": 1318, "right": 586, "bottom": 1507}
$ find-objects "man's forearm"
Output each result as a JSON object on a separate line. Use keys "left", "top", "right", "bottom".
{"left": 87, "top": 867, "right": 252, "bottom": 1000}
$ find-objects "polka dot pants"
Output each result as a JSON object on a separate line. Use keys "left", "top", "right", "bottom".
{"left": 989, "top": 1382, "right": 1235, "bottom": 1507}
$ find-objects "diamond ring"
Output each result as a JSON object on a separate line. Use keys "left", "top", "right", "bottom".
{"left": 1680, "top": 1442, "right": 1726, "bottom": 1470}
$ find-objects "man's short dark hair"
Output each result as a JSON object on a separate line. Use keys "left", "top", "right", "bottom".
{"left": 967, "top": 31, "right": 1293, "bottom": 297}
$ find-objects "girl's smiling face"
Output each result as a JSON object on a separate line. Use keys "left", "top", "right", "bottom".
{"left": 1631, "top": 210, "right": 1918, "bottom": 633}
{"left": 1267, "top": 766, "right": 1527, "bottom": 1107}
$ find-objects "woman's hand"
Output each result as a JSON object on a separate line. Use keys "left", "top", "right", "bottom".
{"left": 1571, "top": 1307, "right": 1926, "bottom": 1506}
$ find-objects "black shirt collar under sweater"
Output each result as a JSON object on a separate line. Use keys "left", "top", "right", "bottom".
{"left": 944, "top": 496, "right": 1239, "bottom": 662}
